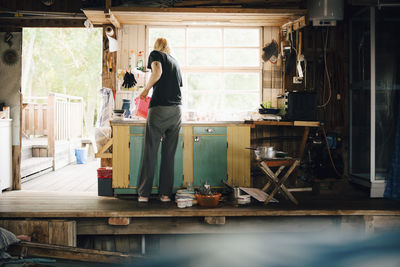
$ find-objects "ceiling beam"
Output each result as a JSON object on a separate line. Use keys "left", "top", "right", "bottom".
{"left": 108, "top": 11, "right": 121, "bottom": 28}
{"left": 110, "top": 6, "right": 306, "bottom": 15}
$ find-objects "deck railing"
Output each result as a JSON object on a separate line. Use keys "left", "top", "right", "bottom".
{"left": 22, "top": 96, "right": 48, "bottom": 137}
{"left": 23, "top": 93, "right": 84, "bottom": 157}
{"left": 47, "top": 92, "right": 84, "bottom": 156}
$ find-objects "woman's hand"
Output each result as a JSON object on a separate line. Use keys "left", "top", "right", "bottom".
{"left": 140, "top": 88, "right": 149, "bottom": 99}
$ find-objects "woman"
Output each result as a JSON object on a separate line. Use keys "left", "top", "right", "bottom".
{"left": 137, "top": 38, "right": 183, "bottom": 202}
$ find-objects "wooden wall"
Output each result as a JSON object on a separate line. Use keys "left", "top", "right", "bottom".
{"left": 0, "top": 219, "right": 76, "bottom": 246}
{"left": 262, "top": 26, "right": 282, "bottom": 107}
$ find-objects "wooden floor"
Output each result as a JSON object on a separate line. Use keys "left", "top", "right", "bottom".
{"left": 1, "top": 186, "right": 400, "bottom": 218}
{"left": 22, "top": 159, "right": 99, "bottom": 192}
{"left": 4, "top": 162, "right": 400, "bottom": 220}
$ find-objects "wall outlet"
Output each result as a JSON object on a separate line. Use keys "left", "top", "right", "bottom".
{"left": 293, "top": 76, "right": 303, "bottom": 84}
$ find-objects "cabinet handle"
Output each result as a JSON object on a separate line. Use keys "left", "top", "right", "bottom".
{"left": 194, "top": 136, "right": 199, "bottom": 142}
{"left": 206, "top": 128, "right": 214, "bottom": 133}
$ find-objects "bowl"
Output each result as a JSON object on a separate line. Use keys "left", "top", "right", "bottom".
{"left": 195, "top": 193, "right": 221, "bottom": 208}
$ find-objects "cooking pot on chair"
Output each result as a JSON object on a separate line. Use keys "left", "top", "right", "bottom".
{"left": 255, "top": 146, "right": 276, "bottom": 160}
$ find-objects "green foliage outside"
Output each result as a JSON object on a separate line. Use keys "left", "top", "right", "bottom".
{"left": 22, "top": 28, "right": 102, "bottom": 136}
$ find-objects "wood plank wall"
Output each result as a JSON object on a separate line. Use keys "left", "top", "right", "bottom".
{"left": 102, "top": 25, "right": 117, "bottom": 92}
{"left": 115, "top": 25, "right": 146, "bottom": 108}
{"left": 117, "top": 25, "right": 146, "bottom": 71}
{"left": 263, "top": 26, "right": 282, "bottom": 107}
{"left": 0, "top": 220, "right": 76, "bottom": 247}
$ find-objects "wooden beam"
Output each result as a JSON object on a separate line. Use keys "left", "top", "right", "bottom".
{"left": 109, "top": 11, "right": 121, "bottom": 29}
{"left": 110, "top": 7, "right": 307, "bottom": 15}
{"left": 108, "top": 217, "right": 130, "bottom": 226}
{"left": 7, "top": 242, "right": 137, "bottom": 264}
{"left": 293, "top": 121, "right": 320, "bottom": 127}
{"left": 204, "top": 216, "right": 226, "bottom": 225}
{"left": 47, "top": 93, "right": 55, "bottom": 158}
{"left": 172, "top": 0, "right": 303, "bottom": 7}
{"left": 282, "top": 15, "right": 307, "bottom": 32}
{"left": 96, "top": 153, "right": 112, "bottom": 158}
{"left": 292, "top": 16, "right": 307, "bottom": 31}
{"left": 12, "top": 146, "right": 21, "bottom": 190}
{"left": 83, "top": 7, "right": 305, "bottom": 26}
{"left": 105, "top": 0, "right": 112, "bottom": 12}
{"left": 49, "top": 220, "right": 77, "bottom": 247}
{"left": 95, "top": 138, "right": 113, "bottom": 159}
{"left": 12, "top": 92, "right": 22, "bottom": 190}
{"left": 77, "top": 216, "right": 339, "bottom": 235}
{"left": 0, "top": 220, "right": 76, "bottom": 246}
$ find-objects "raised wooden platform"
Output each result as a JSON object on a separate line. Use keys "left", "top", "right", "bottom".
{"left": 1, "top": 190, "right": 399, "bottom": 218}
{"left": 2, "top": 189, "right": 400, "bottom": 256}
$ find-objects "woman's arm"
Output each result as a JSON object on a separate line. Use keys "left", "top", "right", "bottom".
{"left": 140, "top": 61, "right": 162, "bottom": 98}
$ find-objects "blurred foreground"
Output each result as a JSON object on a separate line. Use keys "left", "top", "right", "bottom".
{"left": 132, "top": 230, "right": 400, "bottom": 267}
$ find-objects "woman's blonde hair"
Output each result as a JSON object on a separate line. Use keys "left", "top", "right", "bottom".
{"left": 153, "top": 38, "right": 171, "bottom": 54}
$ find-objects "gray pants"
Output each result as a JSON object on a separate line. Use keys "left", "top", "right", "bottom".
{"left": 137, "top": 105, "right": 181, "bottom": 197}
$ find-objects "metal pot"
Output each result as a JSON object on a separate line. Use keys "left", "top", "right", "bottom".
{"left": 255, "top": 146, "right": 276, "bottom": 160}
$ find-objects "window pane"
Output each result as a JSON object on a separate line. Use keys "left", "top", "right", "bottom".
{"left": 188, "top": 48, "right": 222, "bottom": 66}
{"left": 224, "top": 73, "right": 259, "bottom": 91}
{"left": 172, "top": 48, "right": 185, "bottom": 66}
{"left": 224, "top": 28, "right": 259, "bottom": 46}
{"left": 187, "top": 73, "right": 221, "bottom": 91}
{"left": 224, "top": 48, "right": 259, "bottom": 67}
{"left": 148, "top": 28, "right": 185, "bottom": 47}
{"left": 188, "top": 28, "right": 222, "bottom": 47}
{"left": 187, "top": 92, "right": 221, "bottom": 111}
{"left": 223, "top": 93, "right": 259, "bottom": 111}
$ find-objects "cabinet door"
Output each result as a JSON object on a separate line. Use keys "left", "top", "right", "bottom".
{"left": 193, "top": 135, "right": 227, "bottom": 187}
{"left": 129, "top": 134, "right": 146, "bottom": 188}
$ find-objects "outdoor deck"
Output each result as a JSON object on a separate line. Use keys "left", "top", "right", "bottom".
{"left": 21, "top": 159, "right": 99, "bottom": 192}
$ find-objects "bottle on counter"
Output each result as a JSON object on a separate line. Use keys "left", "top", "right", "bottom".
{"left": 137, "top": 51, "right": 144, "bottom": 71}
{"left": 128, "top": 50, "right": 135, "bottom": 70}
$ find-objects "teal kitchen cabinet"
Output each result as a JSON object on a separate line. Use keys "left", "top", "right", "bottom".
{"left": 129, "top": 126, "right": 183, "bottom": 193}
{"left": 193, "top": 126, "right": 227, "bottom": 188}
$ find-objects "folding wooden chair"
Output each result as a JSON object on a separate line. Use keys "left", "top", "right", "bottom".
{"left": 258, "top": 159, "right": 300, "bottom": 205}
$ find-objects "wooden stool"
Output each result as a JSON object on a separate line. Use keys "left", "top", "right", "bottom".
{"left": 259, "top": 158, "right": 300, "bottom": 205}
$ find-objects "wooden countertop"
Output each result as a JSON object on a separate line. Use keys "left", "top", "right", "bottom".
{"left": 111, "top": 119, "right": 250, "bottom": 126}
{"left": 245, "top": 120, "right": 320, "bottom": 127}
{"left": 111, "top": 119, "right": 320, "bottom": 127}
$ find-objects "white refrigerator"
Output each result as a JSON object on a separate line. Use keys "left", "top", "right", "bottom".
{"left": 0, "top": 119, "right": 12, "bottom": 192}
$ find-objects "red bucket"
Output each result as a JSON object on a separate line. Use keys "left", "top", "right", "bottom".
{"left": 134, "top": 96, "right": 151, "bottom": 119}
{"left": 97, "top": 167, "right": 112, "bottom": 179}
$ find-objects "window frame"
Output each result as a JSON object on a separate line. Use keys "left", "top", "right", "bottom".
{"left": 146, "top": 25, "right": 263, "bottom": 113}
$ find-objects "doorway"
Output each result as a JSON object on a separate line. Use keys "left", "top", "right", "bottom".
{"left": 21, "top": 27, "right": 102, "bottom": 193}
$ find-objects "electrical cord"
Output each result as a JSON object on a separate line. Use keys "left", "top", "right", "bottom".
{"left": 318, "top": 28, "right": 332, "bottom": 108}
{"left": 321, "top": 125, "right": 342, "bottom": 178}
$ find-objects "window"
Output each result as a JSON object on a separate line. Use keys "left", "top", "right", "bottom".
{"left": 148, "top": 27, "right": 261, "bottom": 117}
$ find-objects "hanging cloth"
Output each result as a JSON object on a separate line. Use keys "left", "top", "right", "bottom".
{"left": 384, "top": 102, "right": 400, "bottom": 200}
{"left": 97, "top": 87, "right": 115, "bottom": 127}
